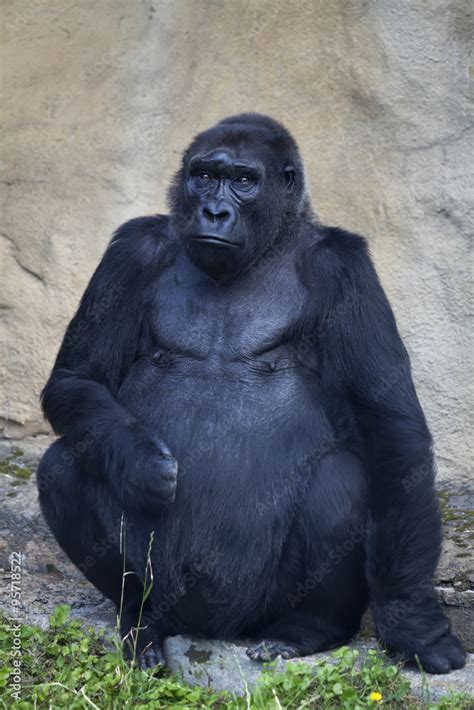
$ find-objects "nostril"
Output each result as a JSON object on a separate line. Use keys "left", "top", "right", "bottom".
{"left": 216, "top": 210, "right": 230, "bottom": 222}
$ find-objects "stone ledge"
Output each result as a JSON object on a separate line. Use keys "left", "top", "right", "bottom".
{"left": 163, "top": 635, "right": 474, "bottom": 702}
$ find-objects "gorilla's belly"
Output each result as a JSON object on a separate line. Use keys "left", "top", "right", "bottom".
{"left": 118, "top": 357, "right": 333, "bottom": 631}
{"left": 119, "top": 356, "right": 330, "bottom": 477}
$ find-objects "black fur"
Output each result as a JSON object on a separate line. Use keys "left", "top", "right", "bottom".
{"left": 38, "top": 113, "right": 466, "bottom": 674}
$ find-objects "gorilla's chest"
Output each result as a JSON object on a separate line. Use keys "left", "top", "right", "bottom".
{"left": 118, "top": 251, "right": 330, "bottom": 525}
{"left": 149, "top": 254, "right": 307, "bottom": 363}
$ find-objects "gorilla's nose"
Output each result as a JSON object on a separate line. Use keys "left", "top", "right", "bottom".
{"left": 202, "top": 204, "right": 233, "bottom": 226}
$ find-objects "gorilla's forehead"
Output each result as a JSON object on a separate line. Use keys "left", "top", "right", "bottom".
{"left": 198, "top": 149, "right": 235, "bottom": 161}
{"left": 186, "top": 125, "right": 279, "bottom": 164}
{"left": 189, "top": 148, "right": 261, "bottom": 173}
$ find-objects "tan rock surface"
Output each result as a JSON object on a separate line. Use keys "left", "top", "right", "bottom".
{"left": 1, "top": 1, "right": 473, "bottom": 494}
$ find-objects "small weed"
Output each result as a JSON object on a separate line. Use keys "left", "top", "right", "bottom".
{"left": 0, "top": 449, "right": 34, "bottom": 484}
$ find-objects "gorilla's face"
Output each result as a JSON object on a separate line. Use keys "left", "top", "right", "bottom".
{"left": 170, "top": 119, "right": 304, "bottom": 281}
{"left": 182, "top": 148, "right": 264, "bottom": 278}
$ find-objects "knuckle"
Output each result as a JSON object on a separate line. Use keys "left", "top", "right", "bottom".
{"left": 160, "top": 459, "right": 178, "bottom": 479}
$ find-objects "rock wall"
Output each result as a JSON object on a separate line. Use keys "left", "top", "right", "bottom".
{"left": 1, "top": 1, "right": 472, "bottom": 485}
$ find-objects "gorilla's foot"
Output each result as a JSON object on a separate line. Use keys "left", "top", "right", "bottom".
{"left": 246, "top": 639, "right": 300, "bottom": 661}
{"left": 246, "top": 613, "right": 357, "bottom": 663}
{"left": 126, "top": 636, "right": 167, "bottom": 670}
{"left": 393, "top": 631, "right": 467, "bottom": 675}
{"left": 137, "top": 641, "right": 167, "bottom": 670}
{"left": 120, "top": 610, "right": 166, "bottom": 670}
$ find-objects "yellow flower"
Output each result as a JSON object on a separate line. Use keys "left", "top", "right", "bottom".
{"left": 369, "top": 691, "right": 383, "bottom": 702}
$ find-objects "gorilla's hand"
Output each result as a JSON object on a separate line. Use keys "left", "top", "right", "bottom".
{"left": 374, "top": 601, "right": 466, "bottom": 674}
{"left": 111, "top": 423, "right": 178, "bottom": 510}
{"left": 411, "top": 631, "right": 467, "bottom": 675}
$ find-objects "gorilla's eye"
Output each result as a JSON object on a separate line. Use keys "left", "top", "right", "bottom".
{"left": 234, "top": 176, "right": 253, "bottom": 188}
{"left": 193, "top": 172, "right": 215, "bottom": 189}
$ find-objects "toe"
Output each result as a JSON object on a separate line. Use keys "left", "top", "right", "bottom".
{"left": 246, "top": 640, "right": 299, "bottom": 662}
{"left": 417, "top": 652, "right": 451, "bottom": 675}
{"left": 449, "top": 649, "right": 467, "bottom": 671}
{"left": 443, "top": 634, "right": 467, "bottom": 670}
{"left": 246, "top": 641, "right": 276, "bottom": 661}
{"left": 139, "top": 644, "right": 166, "bottom": 670}
{"left": 138, "top": 654, "right": 148, "bottom": 671}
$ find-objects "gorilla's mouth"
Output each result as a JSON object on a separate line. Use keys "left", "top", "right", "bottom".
{"left": 191, "top": 235, "right": 242, "bottom": 248}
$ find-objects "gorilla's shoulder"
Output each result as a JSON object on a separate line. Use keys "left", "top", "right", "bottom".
{"left": 314, "top": 224, "right": 368, "bottom": 256}
{"left": 111, "top": 214, "right": 173, "bottom": 245}
{"left": 107, "top": 214, "right": 177, "bottom": 267}
{"left": 306, "top": 224, "right": 370, "bottom": 271}
{"left": 300, "top": 224, "right": 373, "bottom": 290}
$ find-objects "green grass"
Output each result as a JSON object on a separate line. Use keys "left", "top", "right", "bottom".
{"left": 0, "top": 447, "right": 34, "bottom": 487}
{"left": 0, "top": 606, "right": 471, "bottom": 709}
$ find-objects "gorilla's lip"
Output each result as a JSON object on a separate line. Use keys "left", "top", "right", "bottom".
{"left": 191, "top": 235, "right": 242, "bottom": 248}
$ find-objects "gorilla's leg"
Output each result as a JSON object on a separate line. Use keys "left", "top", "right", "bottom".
{"left": 37, "top": 438, "right": 166, "bottom": 668}
{"left": 247, "top": 451, "right": 368, "bottom": 661}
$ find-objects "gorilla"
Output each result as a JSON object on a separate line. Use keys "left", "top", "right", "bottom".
{"left": 37, "top": 113, "right": 466, "bottom": 674}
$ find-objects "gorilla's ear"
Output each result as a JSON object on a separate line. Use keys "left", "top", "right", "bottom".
{"left": 283, "top": 166, "right": 296, "bottom": 192}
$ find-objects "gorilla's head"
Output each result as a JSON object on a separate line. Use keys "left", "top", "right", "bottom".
{"left": 169, "top": 113, "right": 312, "bottom": 280}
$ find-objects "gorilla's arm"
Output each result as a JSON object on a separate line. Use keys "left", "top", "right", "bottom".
{"left": 313, "top": 227, "right": 459, "bottom": 666}
{"left": 41, "top": 216, "right": 178, "bottom": 507}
